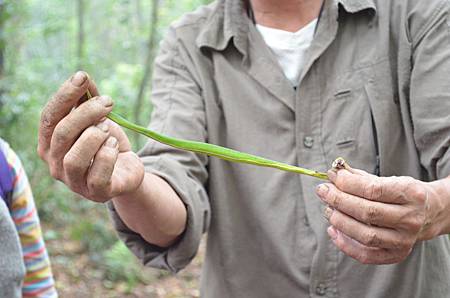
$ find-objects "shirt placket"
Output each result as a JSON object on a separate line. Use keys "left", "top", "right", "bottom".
{"left": 296, "top": 66, "right": 339, "bottom": 298}
{"left": 294, "top": 0, "right": 341, "bottom": 297}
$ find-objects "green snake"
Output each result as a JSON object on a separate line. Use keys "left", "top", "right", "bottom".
{"left": 86, "top": 91, "right": 328, "bottom": 180}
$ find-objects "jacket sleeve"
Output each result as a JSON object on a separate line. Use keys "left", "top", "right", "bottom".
{"left": 107, "top": 26, "right": 210, "bottom": 273}
{"left": 409, "top": 0, "right": 450, "bottom": 180}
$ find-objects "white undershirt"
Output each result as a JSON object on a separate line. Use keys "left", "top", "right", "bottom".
{"left": 256, "top": 19, "right": 317, "bottom": 87}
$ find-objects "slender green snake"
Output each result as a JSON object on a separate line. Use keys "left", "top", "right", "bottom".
{"left": 86, "top": 91, "right": 328, "bottom": 180}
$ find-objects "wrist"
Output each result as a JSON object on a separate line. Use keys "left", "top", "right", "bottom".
{"left": 424, "top": 178, "right": 450, "bottom": 238}
{"left": 111, "top": 172, "right": 187, "bottom": 246}
{"left": 112, "top": 172, "right": 148, "bottom": 204}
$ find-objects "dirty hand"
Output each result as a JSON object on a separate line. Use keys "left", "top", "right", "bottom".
{"left": 38, "top": 71, "right": 144, "bottom": 202}
{"left": 315, "top": 166, "right": 448, "bottom": 264}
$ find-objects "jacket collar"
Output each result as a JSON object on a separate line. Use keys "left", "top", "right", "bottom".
{"left": 338, "top": 0, "right": 377, "bottom": 14}
{"left": 196, "top": 0, "right": 248, "bottom": 54}
{"left": 196, "top": 0, "right": 377, "bottom": 52}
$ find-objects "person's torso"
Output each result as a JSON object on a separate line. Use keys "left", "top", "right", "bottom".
{"left": 167, "top": 0, "right": 450, "bottom": 297}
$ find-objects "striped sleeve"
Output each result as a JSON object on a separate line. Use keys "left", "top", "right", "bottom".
{"left": 4, "top": 142, "right": 58, "bottom": 298}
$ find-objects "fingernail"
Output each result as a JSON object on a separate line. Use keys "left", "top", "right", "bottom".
{"left": 71, "top": 71, "right": 87, "bottom": 87}
{"left": 327, "top": 226, "right": 338, "bottom": 240}
{"left": 327, "top": 170, "right": 337, "bottom": 182}
{"left": 96, "top": 121, "right": 109, "bottom": 133}
{"left": 316, "top": 184, "right": 329, "bottom": 196}
{"left": 324, "top": 206, "right": 333, "bottom": 221}
{"left": 98, "top": 95, "right": 113, "bottom": 107}
{"left": 106, "top": 137, "right": 118, "bottom": 148}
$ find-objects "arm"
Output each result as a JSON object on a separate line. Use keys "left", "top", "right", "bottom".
{"left": 4, "top": 142, "right": 57, "bottom": 297}
{"left": 112, "top": 173, "right": 187, "bottom": 247}
{"left": 38, "top": 70, "right": 185, "bottom": 248}
{"left": 38, "top": 25, "right": 209, "bottom": 272}
{"left": 108, "top": 26, "right": 210, "bottom": 272}
{"left": 316, "top": 1, "right": 450, "bottom": 264}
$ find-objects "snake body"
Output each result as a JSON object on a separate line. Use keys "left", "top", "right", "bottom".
{"left": 87, "top": 91, "right": 328, "bottom": 180}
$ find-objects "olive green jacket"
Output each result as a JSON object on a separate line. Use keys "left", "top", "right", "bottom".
{"left": 109, "top": 0, "right": 450, "bottom": 297}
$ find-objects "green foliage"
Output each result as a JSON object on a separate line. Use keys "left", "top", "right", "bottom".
{"left": 70, "top": 219, "right": 118, "bottom": 253}
{"left": 103, "top": 241, "right": 144, "bottom": 291}
{"left": 100, "top": 62, "right": 145, "bottom": 120}
{"left": 0, "top": 0, "right": 213, "bottom": 294}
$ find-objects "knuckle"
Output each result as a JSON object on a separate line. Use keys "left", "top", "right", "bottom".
{"left": 87, "top": 178, "right": 102, "bottom": 192}
{"left": 391, "top": 236, "right": 413, "bottom": 250}
{"left": 331, "top": 215, "right": 346, "bottom": 232}
{"left": 403, "top": 237, "right": 416, "bottom": 250}
{"left": 330, "top": 190, "right": 343, "bottom": 209}
{"left": 49, "top": 164, "right": 62, "bottom": 181}
{"left": 364, "top": 179, "right": 383, "bottom": 200}
{"left": 87, "top": 173, "right": 112, "bottom": 194}
{"left": 63, "top": 152, "right": 83, "bottom": 173}
{"left": 64, "top": 181, "right": 87, "bottom": 197}
{"left": 87, "top": 125, "right": 109, "bottom": 140}
{"left": 69, "top": 100, "right": 110, "bottom": 125}
{"left": 402, "top": 176, "right": 416, "bottom": 187}
{"left": 335, "top": 170, "right": 349, "bottom": 189}
{"left": 399, "top": 207, "right": 425, "bottom": 233}
{"left": 389, "top": 238, "right": 403, "bottom": 250}
{"left": 40, "top": 109, "right": 54, "bottom": 129}
{"left": 406, "top": 215, "right": 424, "bottom": 233}
{"left": 408, "top": 183, "right": 427, "bottom": 204}
{"left": 54, "top": 84, "right": 78, "bottom": 103}
{"left": 363, "top": 205, "right": 379, "bottom": 223}
{"left": 87, "top": 177, "right": 110, "bottom": 194}
{"left": 357, "top": 251, "right": 372, "bottom": 264}
{"left": 80, "top": 97, "right": 97, "bottom": 111}
{"left": 85, "top": 96, "right": 111, "bottom": 113}
{"left": 363, "top": 230, "right": 381, "bottom": 247}
{"left": 97, "top": 147, "right": 116, "bottom": 162}
{"left": 88, "top": 193, "right": 109, "bottom": 203}
{"left": 52, "top": 122, "right": 71, "bottom": 145}
{"left": 389, "top": 177, "right": 407, "bottom": 203}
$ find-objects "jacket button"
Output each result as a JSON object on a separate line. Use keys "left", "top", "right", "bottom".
{"left": 303, "top": 136, "right": 314, "bottom": 148}
{"left": 315, "top": 283, "right": 327, "bottom": 296}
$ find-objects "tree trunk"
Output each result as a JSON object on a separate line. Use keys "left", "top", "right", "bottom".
{"left": 133, "top": 0, "right": 160, "bottom": 145}
{"left": 77, "top": 0, "right": 85, "bottom": 70}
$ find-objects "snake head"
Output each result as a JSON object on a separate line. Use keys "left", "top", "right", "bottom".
{"left": 332, "top": 157, "right": 350, "bottom": 171}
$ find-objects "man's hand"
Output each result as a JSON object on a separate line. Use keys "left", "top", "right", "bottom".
{"left": 315, "top": 167, "right": 449, "bottom": 265}
{"left": 38, "top": 71, "right": 145, "bottom": 202}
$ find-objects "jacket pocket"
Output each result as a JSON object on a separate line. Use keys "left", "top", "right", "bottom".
{"left": 322, "top": 79, "right": 380, "bottom": 174}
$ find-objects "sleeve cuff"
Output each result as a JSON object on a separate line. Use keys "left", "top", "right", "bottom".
{"left": 107, "top": 155, "right": 209, "bottom": 273}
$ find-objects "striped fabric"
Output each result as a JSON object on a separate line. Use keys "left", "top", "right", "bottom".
{"left": 0, "top": 139, "right": 58, "bottom": 298}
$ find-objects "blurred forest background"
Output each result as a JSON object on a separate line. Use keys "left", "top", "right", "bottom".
{"left": 0, "top": 0, "right": 211, "bottom": 297}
